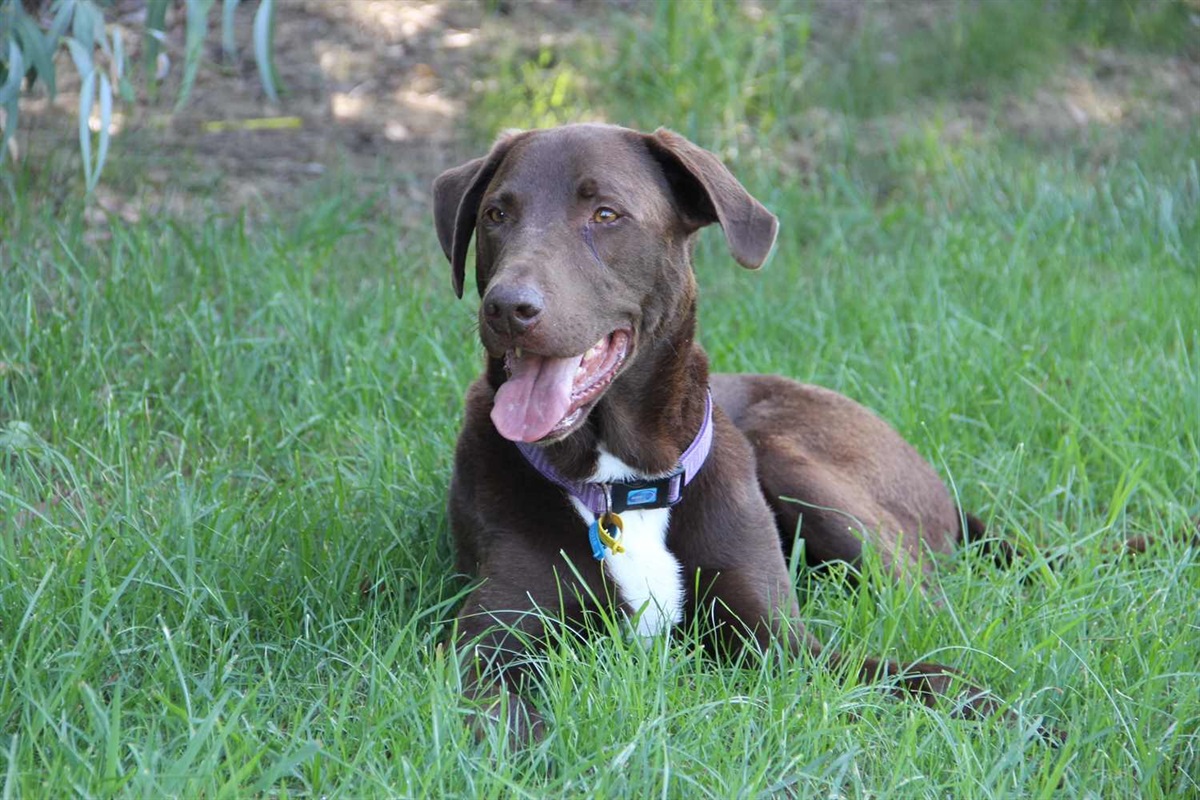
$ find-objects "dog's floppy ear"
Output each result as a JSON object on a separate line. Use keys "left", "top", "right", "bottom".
{"left": 433, "top": 131, "right": 527, "bottom": 297}
{"left": 645, "top": 128, "right": 779, "bottom": 270}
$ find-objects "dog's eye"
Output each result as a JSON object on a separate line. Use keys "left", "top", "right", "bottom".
{"left": 592, "top": 207, "right": 620, "bottom": 224}
{"left": 484, "top": 207, "right": 509, "bottom": 224}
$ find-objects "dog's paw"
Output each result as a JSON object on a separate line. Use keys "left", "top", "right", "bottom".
{"left": 906, "top": 665, "right": 1067, "bottom": 746}
{"left": 470, "top": 691, "right": 546, "bottom": 748}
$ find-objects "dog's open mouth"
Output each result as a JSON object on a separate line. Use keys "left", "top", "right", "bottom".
{"left": 491, "top": 329, "right": 631, "bottom": 443}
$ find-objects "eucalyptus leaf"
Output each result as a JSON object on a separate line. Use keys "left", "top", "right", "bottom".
{"left": 177, "top": 0, "right": 216, "bottom": 110}
{"left": 142, "top": 0, "right": 168, "bottom": 87}
{"left": 71, "top": 0, "right": 96, "bottom": 54}
{"left": 222, "top": 0, "right": 241, "bottom": 62}
{"left": 78, "top": 67, "right": 95, "bottom": 182}
{"left": 1, "top": 93, "right": 18, "bottom": 159}
{"left": 253, "top": 0, "right": 278, "bottom": 102}
{"left": 0, "top": 22, "right": 20, "bottom": 155}
{"left": 47, "top": 0, "right": 76, "bottom": 44}
{"left": 1, "top": 0, "right": 279, "bottom": 186}
{"left": 65, "top": 36, "right": 92, "bottom": 75}
{"left": 111, "top": 25, "right": 124, "bottom": 83}
{"left": 15, "top": 13, "right": 55, "bottom": 95}
{"left": 0, "top": 41, "right": 22, "bottom": 106}
{"left": 89, "top": 72, "right": 112, "bottom": 191}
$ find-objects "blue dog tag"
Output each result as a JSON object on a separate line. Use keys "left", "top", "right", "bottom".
{"left": 625, "top": 487, "right": 658, "bottom": 507}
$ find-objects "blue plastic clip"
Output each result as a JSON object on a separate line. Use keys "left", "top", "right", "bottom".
{"left": 587, "top": 519, "right": 606, "bottom": 560}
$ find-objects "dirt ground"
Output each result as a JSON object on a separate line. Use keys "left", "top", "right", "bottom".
{"left": 9, "top": 0, "right": 1199, "bottom": 225}
{"left": 12, "top": 0, "right": 603, "bottom": 222}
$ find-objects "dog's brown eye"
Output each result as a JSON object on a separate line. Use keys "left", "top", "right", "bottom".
{"left": 592, "top": 207, "right": 620, "bottom": 224}
{"left": 484, "top": 207, "right": 508, "bottom": 224}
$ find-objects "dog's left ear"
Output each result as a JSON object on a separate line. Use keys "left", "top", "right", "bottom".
{"left": 433, "top": 131, "right": 528, "bottom": 297}
{"left": 645, "top": 128, "right": 779, "bottom": 270}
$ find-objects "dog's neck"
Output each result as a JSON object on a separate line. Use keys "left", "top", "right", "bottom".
{"left": 516, "top": 298, "right": 710, "bottom": 483}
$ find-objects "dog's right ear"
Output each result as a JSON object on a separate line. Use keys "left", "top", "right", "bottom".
{"left": 645, "top": 128, "right": 779, "bottom": 270}
{"left": 433, "top": 131, "right": 527, "bottom": 298}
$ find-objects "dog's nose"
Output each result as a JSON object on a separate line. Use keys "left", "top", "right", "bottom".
{"left": 483, "top": 284, "right": 544, "bottom": 337}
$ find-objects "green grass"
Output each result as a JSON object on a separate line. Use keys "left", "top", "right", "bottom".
{"left": 2, "top": 1, "right": 1199, "bottom": 796}
{"left": 476, "top": 0, "right": 1199, "bottom": 138}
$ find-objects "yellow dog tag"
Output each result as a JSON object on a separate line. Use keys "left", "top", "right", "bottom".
{"left": 588, "top": 511, "right": 625, "bottom": 559}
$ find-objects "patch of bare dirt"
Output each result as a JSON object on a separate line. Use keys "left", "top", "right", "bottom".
{"left": 1000, "top": 47, "right": 1200, "bottom": 143}
{"left": 776, "top": 44, "right": 1199, "bottom": 186}
{"left": 13, "top": 0, "right": 600, "bottom": 223}
{"left": 10, "top": 0, "right": 1199, "bottom": 225}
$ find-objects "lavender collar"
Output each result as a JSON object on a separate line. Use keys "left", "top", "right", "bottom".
{"left": 515, "top": 390, "right": 714, "bottom": 516}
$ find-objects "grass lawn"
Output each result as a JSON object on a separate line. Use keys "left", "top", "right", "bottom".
{"left": 2, "top": 1, "right": 1197, "bottom": 796}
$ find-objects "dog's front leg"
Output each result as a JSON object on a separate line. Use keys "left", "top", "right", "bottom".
{"left": 698, "top": 565, "right": 825, "bottom": 657}
{"left": 451, "top": 582, "right": 559, "bottom": 743}
{"left": 455, "top": 591, "right": 551, "bottom": 745}
{"left": 452, "top": 545, "right": 600, "bottom": 746}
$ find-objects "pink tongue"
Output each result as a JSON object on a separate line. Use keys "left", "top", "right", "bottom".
{"left": 491, "top": 353, "right": 582, "bottom": 442}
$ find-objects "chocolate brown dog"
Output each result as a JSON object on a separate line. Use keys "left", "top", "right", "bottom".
{"left": 434, "top": 123, "right": 1005, "bottom": 741}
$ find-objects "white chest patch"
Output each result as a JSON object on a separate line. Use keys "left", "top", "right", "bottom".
{"left": 568, "top": 448, "right": 685, "bottom": 639}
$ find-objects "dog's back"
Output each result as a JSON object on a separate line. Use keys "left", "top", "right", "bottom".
{"left": 712, "top": 373, "right": 962, "bottom": 573}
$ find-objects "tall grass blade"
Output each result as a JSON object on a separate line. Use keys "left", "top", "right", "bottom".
{"left": 2, "top": 732, "right": 16, "bottom": 800}
{"left": 251, "top": 741, "right": 321, "bottom": 794}
{"left": 103, "top": 684, "right": 123, "bottom": 785}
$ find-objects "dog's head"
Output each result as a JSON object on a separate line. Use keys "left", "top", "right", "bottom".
{"left": 433, "top": 124, "right": 777, "bottom": 444}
